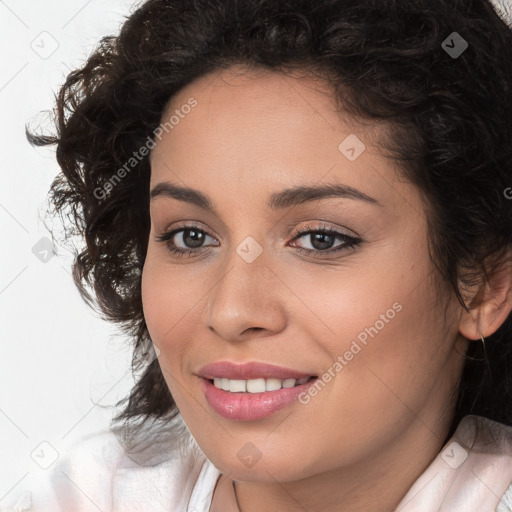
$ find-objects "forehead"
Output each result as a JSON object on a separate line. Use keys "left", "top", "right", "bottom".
{"left": 152, "top": 67, "right": 367, "bottom": 157}
{"left": 166, "top": 64, "right": 339, "bottom": 120}
{"left": 151, "top": 65, "right": 362, "bottom": 163}
{"left": 148, "top": 66, "right": 411, "bottom": 216}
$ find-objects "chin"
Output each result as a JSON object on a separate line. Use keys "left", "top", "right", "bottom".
{"left": 207, "top": 450, "right": 317, "bottom": 482}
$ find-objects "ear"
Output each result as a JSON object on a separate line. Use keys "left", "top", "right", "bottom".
{"left": 458, "top": 247, "right": 512, "bottom": 340}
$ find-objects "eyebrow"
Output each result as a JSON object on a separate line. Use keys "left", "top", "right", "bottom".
{"left": 149, "top": 182, "right": 381, "bottom": 210}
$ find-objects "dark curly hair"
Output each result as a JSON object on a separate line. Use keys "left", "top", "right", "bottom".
{"left": 26, "top": 0, "right": 512, "bottom": 446}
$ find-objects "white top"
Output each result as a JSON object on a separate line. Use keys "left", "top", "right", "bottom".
{"left": 2, "top": 415, "right": 512, "bottom": 512}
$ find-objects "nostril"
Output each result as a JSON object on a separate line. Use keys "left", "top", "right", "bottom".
{"left": 243, "top": 327, "right": 264, "bottom": 335}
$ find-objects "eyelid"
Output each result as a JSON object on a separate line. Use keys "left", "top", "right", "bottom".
{"left": 155, "top": 221, "right": 218, "bottom": 244}
{"left": 159, "top": 220, "right": 216, "bottom": 237}
{"left": 287, "top": 222, "right": 362, "bottom": 256}
{"left": 290, "top": 221, "right": 358, "bottom": 240}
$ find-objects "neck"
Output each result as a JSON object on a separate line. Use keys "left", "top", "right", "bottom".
{"left": 230, "top": 414, "right": 452, "bottom": 512}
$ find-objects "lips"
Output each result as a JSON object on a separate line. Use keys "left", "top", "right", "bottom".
{"left": 197, "top": 361, "right": 319, "bottom": 421}
{"left": 200, "top": 376, "right": 318, "bottom": 421}
{"left": 197, "top": 361, "right": 316, "bottom": 380}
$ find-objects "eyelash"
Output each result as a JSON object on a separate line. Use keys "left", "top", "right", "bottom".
{"left": 155, "top": 222, "right": 362, "bottom": 259}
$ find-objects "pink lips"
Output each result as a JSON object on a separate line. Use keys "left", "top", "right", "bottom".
{"left": 198, "top": 361, "right": 315, "bottom": 380}
{"left": 198, "top": 361, "right": 317, "bottom": 421}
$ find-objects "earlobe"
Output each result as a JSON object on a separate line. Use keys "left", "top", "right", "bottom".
{"left": 458, "top": 248, "right": 512, "bottom": 341}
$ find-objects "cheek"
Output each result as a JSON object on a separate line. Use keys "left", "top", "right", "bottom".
{"left": 279, "top": 272, "right": 449, "bottom": 468}
{"left": 142, "top": 246, "right": 183, "bottom": 331}
{"left": 141, "top": 253, "right": 179, "bottom": 359}
{"left": 141, "top": 258, "right": 186, "bottom": 405}
{"left": 329, "top": 282, "right": 447, "bottom": 426}
{"left": 294, "top": 236, "right": 447, "bottom": 409}
{"left": 141, "top": 254, "right": 167, "bottom": 339}
{"left": 141, "top": 251, "right": 204, "bottom": 373}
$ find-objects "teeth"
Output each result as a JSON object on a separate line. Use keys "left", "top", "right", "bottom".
{"left": 246, "top": 378, "right": 266, "bottom": 393}
{"left": 266, "top": 378, "right": 282, "bottom": 391}
{"left": 212, "top": 376, "right": 313, "bottom": 393}
{"left": 282, "top": 378, "right": 296, "bottom": 388}
{"left": 229, "top": 379, "right": 246, "bottom": 392}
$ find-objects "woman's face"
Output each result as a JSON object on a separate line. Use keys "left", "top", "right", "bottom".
{"left": 142, "top": 66, "right": 467, "bottom": 482}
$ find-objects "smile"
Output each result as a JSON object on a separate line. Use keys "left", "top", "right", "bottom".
{"left": 210, "top": 376, "right": 314, "bottom": 393}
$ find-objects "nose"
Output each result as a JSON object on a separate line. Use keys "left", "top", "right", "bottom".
{"left": 204, "top": 242, "right": 288, "bottom": 343}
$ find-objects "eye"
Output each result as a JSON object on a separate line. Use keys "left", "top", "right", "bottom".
{"left": 155, "top": 222, "right": 362, "bottom": 259}
{"left": 155, "top": 224, "right": 218, "bottom": 257}
{"left": 289, "top": 222, "right": 362, "bottom": 257}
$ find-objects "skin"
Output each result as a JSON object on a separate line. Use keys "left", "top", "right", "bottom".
{"left": 141, "top": 65, "right": 512, "bottom": 511}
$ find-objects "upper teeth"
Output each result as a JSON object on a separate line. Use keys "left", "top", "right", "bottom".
{"left": 213, "top": 377, "right": 311, "bottom": 393}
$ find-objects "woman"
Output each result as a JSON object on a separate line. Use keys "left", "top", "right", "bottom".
{"left": 13, "top": 0, "right": 512, "bottom": 510}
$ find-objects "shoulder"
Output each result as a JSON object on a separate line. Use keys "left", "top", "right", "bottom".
{"left": 0, "top": 426, "right": 220, "bottom": 512}
{"left": 467, "top": 416, "right": 512, "bottom": 512}
{"left": 0, "top": 430, "right": 123, "bottom": 512}
{"left": 396, "top": 415, "right": 512, "bottom": 512}
{"left": 497, "top": 481, "right": 512, "bottom": 512}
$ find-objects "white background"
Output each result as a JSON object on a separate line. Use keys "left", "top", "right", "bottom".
{"left": 0, "top": 0, "right": 140, "bottom": 505}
